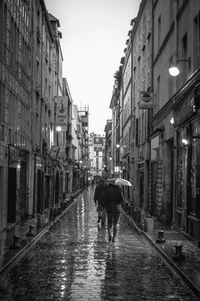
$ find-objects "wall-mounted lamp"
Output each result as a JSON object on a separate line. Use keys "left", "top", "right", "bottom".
{"left": 169, "top": 57, "right": 191, "bottom": 77}
{"left": 170, "top": 117, "right": 174, "bottom": 125}
{"left": 181, "top": 138, "right": 189, "bottom": 145}
{"left": 56, "top": 126, "right": 62, "bottom": 132}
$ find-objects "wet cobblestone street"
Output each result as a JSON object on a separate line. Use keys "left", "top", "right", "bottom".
{"left": 0, "top": 188, "right": 198, "bottom": 300}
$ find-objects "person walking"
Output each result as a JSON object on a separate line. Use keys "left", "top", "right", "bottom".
{"left": 104, "top": 183, "right": 124, "bottom": 242}
{"left": 94, "top": 180, "right": 106, "bottom": 227}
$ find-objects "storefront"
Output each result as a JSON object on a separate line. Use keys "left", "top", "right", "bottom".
{"left": 173, "top": 71, "right": 200, "bottom": 243}
{"left": 8, "top": 145, "right": 29, "bottom": 223}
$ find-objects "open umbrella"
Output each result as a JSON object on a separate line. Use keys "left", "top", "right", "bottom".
{"left": 106, "top": 177, "right": 132, "bottom": 187}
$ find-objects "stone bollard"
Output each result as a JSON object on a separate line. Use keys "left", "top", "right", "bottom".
{"left": 172, "top": 244, "right": 185, "bottom": 261}
{"left": 10, "top": 235, "right": 21, "bottom": 249}
{"left": 26, "top": 225, "right": 35, "bottom": 237}
{"left": 156, "top": 230, "right": 166, "bottom": 243}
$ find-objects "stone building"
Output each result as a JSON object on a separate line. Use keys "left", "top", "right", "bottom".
{"left": 109, "top": 0, "right": 200, "bottom": 245}
{"left": 103, "top": 120, "right": 112, "bottom": 178}
{"left": 152, "top": 0, "right": 200, "bottom": 241}
{"left": 128, "top": 0, "right": 153, "bottom": 211}
{"left": 0, "top": 0, "right": 32, "bottom": 232}
{"left": 88, "top": 133, "right": 105, "bottom": 180}
{"left": 0, "top": 0, "right": 75, "bottom": 243}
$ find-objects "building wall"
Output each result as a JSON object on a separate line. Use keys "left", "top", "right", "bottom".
{"left": 0, "top": 0, "right": 32, "bottom": 230}
{"left": 130, "top": 0, "right": 152, "bottom": 210}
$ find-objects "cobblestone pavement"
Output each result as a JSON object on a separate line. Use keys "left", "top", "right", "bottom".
{"left": 0, "top": 188, "right": 198, "bottom": 301}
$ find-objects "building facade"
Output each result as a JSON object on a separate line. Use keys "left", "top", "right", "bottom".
{"left": 0, "top": 0, "right": 32, "bottom": 232}
{"left": 0, "top": 0, "right": 82, "bottom": 244}
{"left": 88, "top": 133, "right": 105, "bottom": 180}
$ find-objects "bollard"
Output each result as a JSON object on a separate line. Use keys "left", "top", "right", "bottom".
{"left": 26, "top": 225, "right": 35, "bottom": 237}
{"left": 10, "top": 235, "right": 21, "bottom": 249}
{"left": 172, "top": 244, "right": 185, "bottom": 261}
{"left": 156, "top": 230, "right": 166, "bottom": 243}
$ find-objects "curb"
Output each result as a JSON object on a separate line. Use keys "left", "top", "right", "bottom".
{"left": 0, "top": 192, "right": 82, "bottom": 278}
{"left": 121, "top": 210, "right": 142, "bottom": 234}
{"left": 142, "top": 231, "right": 200, "bottom": 299}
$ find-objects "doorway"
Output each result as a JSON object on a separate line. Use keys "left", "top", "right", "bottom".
{"left": 7, "top": 167, "right": 17, "bottom": 223}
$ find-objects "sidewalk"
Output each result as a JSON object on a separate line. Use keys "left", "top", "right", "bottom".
{"left": 122, "top": 210, "right": 200, "bottom": 298}
{"left": 142, "top": 217, "right": 200, "bottom": 298}
{"left": 0, "top": 189, "right": 84, "bottom": 277}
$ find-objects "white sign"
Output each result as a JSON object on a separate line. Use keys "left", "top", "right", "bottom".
{"left": 139, "top": 91, "right": 153, "bottom": 109}
{"left": 50, "top": 146, "right": 59, "bottom": 158}
{"left": 55, "top": 96, "right": 68, "bottom": 128}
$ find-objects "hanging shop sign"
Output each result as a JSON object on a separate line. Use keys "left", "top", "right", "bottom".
{"left": 139, "top": 91, "right": 153, "bottom": 109}
{"left": 57, "top": 146, "right": 66, "bottom": 160}
{"left": 0, "top": 142, "right": 6, "bottom": 166}
{"left": 55, "top": 96, "right": 68, "bottom": 130}
{"left": 50, "top": 146, "right": 59, "bottom": 158}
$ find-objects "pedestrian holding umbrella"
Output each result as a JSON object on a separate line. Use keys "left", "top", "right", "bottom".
{"left": 104, "top": 182, "right": 124, "bottom": 242}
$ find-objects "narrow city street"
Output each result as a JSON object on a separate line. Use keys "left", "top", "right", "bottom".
{"left": 0, "top": 187, "right": 198, "bottom": 301}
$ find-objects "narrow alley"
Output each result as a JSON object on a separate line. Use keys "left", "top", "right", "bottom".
{"left": 0, "top": 187, "right": 198, "bottom": 301}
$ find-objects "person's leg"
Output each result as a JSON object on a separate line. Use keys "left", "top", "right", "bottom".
{"left": 112, "top": 213, "right": 120, "bottom": 242}
{"left": 101, "top": 208, "right": 106, "bottom": 226}
{"left": 97, "top": 204, "right": 102, "bottom": 223}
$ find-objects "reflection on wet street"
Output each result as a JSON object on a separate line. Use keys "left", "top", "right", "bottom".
{"left": 0, "top": 187, "right": 198, "bottom": 300}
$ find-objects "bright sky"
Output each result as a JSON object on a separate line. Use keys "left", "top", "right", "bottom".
{"left": 46, "top": 0, "right": 141, "bottom": 135}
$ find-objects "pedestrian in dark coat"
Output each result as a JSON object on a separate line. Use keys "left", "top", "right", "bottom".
{"left": 104, "top": 183, "right": 124, "bottom": 242}
{"left": 94, "top": 180, "right": 106, "bottom": 226}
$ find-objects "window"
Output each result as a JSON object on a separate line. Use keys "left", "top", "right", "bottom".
{"left": 156, "top": 76, "right": 160, "bottom": 113}
{"left": 169, "top": 0, "right": 174, "bottom": 25}
{"left": 136, "top": 118, "right": 138, "bottom": 146}
{"left": 181, "top": 33, "right": 188, "bottom": 82}
{"left": 194, "top": 12, "right": 200, "bottom": 67}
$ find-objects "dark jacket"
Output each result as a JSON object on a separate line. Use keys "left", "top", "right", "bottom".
{"left": 104, "top": 184, "right": 123, "bottom": 213}
{"left": 94, "top": 182, "right": 106, "bottom": 206}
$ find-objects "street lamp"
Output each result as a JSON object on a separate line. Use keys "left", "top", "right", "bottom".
{"left": 169, "top": 66, "right": 180, "bottom": 77}
{"left": 56, "top": 126, "right": 62, "bottom": 132}
{"left": 168, "top": 58, "right": 191, "bottom": 77}
{"left": 181, "top": 138, "right": 189, "bottom": 145}
{"left": 170, "top": 117, "right": 174, "bottom": 125}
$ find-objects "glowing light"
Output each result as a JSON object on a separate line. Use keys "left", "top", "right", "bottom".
{"left": 50, "top": 129, "right": 54, "bottom": 146}
{"left": 182, "top": 138, "right": 189, "bottom": 145}
{"left": 56, "top": 126, "right": 62, "bottom": 132}
{"left": 169, "top": 66, "right": 180, "bottom": 77}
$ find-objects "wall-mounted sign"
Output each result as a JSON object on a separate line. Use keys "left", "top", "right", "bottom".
{"left": 57, "top": 146, "right": 66, "bottom": 160}
{"left": 139, "top": 91, "right": 153, "bottom": 109}
{"left": 55, "top": 96, "right": 68, "bottom": 129}
{"left": 50, "top": 146, "right": 59, "bottom": 158}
